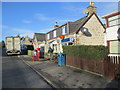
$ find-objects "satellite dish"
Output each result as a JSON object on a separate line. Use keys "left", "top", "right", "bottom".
{"left": 117, "top": 28, "right": 120, "bottom": 34}
{"left": 117, "top": 28, "right": 120, "bottom": 40}
{"left": 80, "top": 27, "right": 92, "bottom": 37}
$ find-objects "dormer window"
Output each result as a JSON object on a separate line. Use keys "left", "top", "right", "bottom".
{"left": 118, "top": 28, "right": 120, "bottom": 40}
{"left": 53, "top": 30, "right": 56, "bottom": 37}
{"left": 62, "top": 25, "right": 67, "bottom": 35}
{"left": 108, "top": 15, "right": 120, "bottom": 27}
{"left": 47, "top": 34, "right": 50, "bottom": 40}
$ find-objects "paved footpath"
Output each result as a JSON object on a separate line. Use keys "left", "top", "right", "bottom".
{"left": 19, "top": 55, "right": 120, "bottom": 88}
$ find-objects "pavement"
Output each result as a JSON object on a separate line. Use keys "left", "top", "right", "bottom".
{"left": 19, "top": 55, "right": 120, "bottom": 88}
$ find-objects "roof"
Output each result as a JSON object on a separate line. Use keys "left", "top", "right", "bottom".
{"left": 46, "top": 23, "right": 67, "bottom": 34}
{"left": 34, "top": 33, "right": 46, "bottom": 42}
{"left": 22, "top": 36, "right": 32, "bottom": 45}
{"left": 46, "top": 17, "right": 87, "bottom": 34}
{"left": 46, "top": 13, "right": 105, "bottom": 35}
{"left": 76, "top": 13, "right": 106, "bottom": 34}
{"left": 68, "top": 16, "right": 87, "bottom": 34}
{"left": 101, "top": 10, "right": 120, "bottom": 18}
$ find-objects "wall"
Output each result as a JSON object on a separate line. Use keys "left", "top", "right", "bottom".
{"left": 77, "top": 14, "right": 105, "bottom": 46}
{"left": 106, "top": 25, "right": 120, "bottom": 40}
{"left": 33, "top": 37, "right": 38, "bottom": 49}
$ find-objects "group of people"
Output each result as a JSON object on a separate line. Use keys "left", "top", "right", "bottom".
{"left": 32, "top": 49, "right": 40, "bottom": 61}
{"left": 32, "top": 47, "right": 54, "bottom": 61}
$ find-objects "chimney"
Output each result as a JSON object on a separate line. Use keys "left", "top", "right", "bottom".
{"left": 83, "top": 1, "right": 97, "bottom": 16}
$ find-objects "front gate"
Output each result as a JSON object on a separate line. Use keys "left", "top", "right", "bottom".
{"left": 104, "top": 56, "right": 120, "bottom": 79}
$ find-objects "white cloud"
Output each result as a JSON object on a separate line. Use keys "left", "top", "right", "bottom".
{"left": 57, "top": 19, "right": 75, "bottom": 23}
{"left": 97, "top": 2, "right": 118, "bottom": 16}
{"left": 51, "top": 18, "right": 76, "bottom": 26}
{"left": 0, "top": 25, "right": 9, "bottom": 29}
{"left": 11, "top": 27, "right": 34, "bottom": 38}
{"left": 2, "top": 25, "right": 34, "bottom": 38}
{"left": 22, "top": 20, "right": 32, "bottom": 24}
{"left": 62, "top": 5, "right": 83, "bottom": 12}
{"left": 35, "top": 13, "right": 50, "bottom": 21}
{"left": 39, "top": 28, "right": 53, "bottom": 33}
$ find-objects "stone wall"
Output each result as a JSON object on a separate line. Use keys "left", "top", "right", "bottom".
{"left": 77, "top": 14, "right": 105, "bottom": 46}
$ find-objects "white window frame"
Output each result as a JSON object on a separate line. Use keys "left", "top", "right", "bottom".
{"left": 62, "top": 26, "right": 67, "bottom": 35}
{"left": 53, "top": 30, "right": 56, "bottom": 37}
{"left": 47, "top": 34, "right": 50, "bottom": 40}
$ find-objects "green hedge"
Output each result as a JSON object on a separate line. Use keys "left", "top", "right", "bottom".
{"left": 63, "top": 45, "right": 108, "bottom": 60}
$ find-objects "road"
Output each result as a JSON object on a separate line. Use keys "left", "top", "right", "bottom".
{"left": 2, "top": 48, "right": 53, "bottom": 88}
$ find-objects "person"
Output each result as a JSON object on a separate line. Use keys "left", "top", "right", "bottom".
{"left": 32, "top": 50, "right": 37, "bottom": 61}
{"left": 48, "top": 47, "right": 53, "bottom": 60}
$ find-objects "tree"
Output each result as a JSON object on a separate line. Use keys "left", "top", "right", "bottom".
{"left": 1, "top": 40, "right": 5, "bottom": 48}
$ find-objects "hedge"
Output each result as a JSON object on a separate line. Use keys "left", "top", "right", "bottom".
{"left": 63, "top": 45, "right": 109, "bottom": 60}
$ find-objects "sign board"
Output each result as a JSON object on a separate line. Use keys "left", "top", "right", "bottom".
{"left": 61, "top": 37, "right": 74, "bottom": 43}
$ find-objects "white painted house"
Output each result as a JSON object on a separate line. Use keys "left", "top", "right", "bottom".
{"left": 102, "top": 11, "right": 120, "bottom": 56}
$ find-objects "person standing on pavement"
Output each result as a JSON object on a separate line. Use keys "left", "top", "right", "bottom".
{"left": 48, "top": 47, "right": 53, "bottom": 60}
{"left": 32, "top": 49, "right": 37, "bottom": 61}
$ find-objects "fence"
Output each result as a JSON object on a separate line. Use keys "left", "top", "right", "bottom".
{"left": 103, "top": 56, "right": 120, "bottom": 79}
{"left": 66, "top": 56, "right": 120, "bottom": 79}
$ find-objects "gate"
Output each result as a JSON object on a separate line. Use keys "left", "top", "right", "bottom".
{"left": 104, "top": 56, "right": 120, "bottom": 79}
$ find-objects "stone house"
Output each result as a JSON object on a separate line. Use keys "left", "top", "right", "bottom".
{"left": 45, "top": 1, "right": 106, "bottom": 55}
{"left": 21, "top": 35, "right": 32, "bottom": 45}
{"left": 102, "top": 10, "right": 120, "bottom": 56}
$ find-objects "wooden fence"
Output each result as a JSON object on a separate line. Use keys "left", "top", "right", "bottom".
{"left": 66, "top": 56, "right": 120, "bottom": 79}
{"left": 103, "top": 56, "right": 120, "bottom": 79}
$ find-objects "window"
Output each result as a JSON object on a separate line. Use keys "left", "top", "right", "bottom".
{"left": 68, "top": 42, "right": 73, "bottom": 46}
{"left": 47, "top": 34, "right": 50, "bottom": 40}
{"left": 53, "top": 44, "right": 57, "bottom": 52}
{"left": 53, "top": 30, "right": 56, "bottom": 37}
{"left": 62, "top": 25, "right": 67, "bottom": 35}
{"left": 65, "top": 25, "right": 67, "bottom": 33}
{"left": 108, "top": 15, "right": 120, "bottom": 26}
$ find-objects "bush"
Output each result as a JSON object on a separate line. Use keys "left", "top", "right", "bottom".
{"left": 63, "top": 45, "right": 108, "bottom": 60}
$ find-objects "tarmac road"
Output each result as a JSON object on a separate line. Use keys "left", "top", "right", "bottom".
{"left": 2, "top": 48, "right": 53, "bottom": 89}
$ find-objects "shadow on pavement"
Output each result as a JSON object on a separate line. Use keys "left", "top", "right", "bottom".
{"left": 2, "top": 47, "right": 19, "bottom": 57}
{"left": 105, "top": 74, "right": 120, "bottom": 88}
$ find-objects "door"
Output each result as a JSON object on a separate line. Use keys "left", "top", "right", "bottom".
{"left": 14, "top": 37, "right": 20, "bottom": 51}
{"left": 6, "top": 37, "right": 13, "bottom": 51}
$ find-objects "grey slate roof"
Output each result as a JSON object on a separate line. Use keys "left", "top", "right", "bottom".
{"left": 68, "top": 16, "right": 87, "bottom": 34}
{"left": 34, "top": 33, "right": 46, "bottom": 42}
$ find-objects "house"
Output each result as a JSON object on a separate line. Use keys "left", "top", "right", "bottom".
{"left": 45, "top": 1, "right": 105, "bottom": 55}
{"left": 33, "top": 33, "right": 46, "bottom": 49}
{"left": 20, "top": 35, "right": 33, "bottom": 54}
{"left": 102, "top": 10, "right": 120, "bottom": 56}
{"left": 21, "top": 35, "right": 32, "bottom": 45}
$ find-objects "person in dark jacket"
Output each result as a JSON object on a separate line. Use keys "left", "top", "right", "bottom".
{"left": 48, "top": 47, "right": 53, "bottom": 60}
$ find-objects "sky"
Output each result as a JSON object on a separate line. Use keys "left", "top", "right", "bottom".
{"left": 1, "top": 2, "right": 119, "bottom": 41}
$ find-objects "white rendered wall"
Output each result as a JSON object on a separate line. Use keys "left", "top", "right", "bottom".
{"left": 106, "top": 25, "right": 120, "bottom": 40}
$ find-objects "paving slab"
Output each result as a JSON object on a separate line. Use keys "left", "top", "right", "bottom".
{"left": 19, "top": 55, "right": 120, "bottom": 88}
